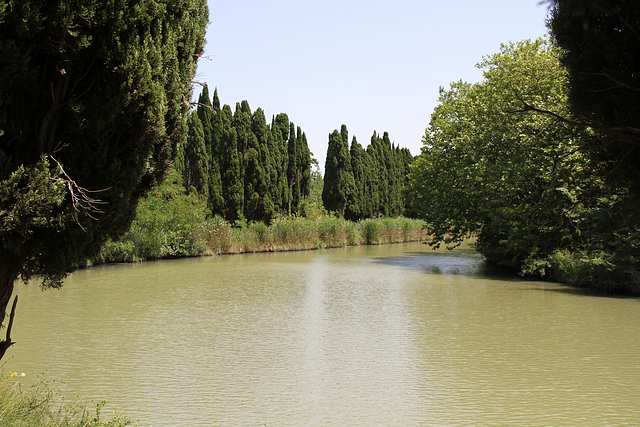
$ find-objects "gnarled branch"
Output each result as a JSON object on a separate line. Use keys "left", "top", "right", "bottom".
{"left": 50, "top": 156, "right": 110, "bottom": 230}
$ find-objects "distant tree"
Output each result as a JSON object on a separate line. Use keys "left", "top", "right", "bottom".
{"left": 251, "top": 108, "right": 275, "bottom": 222}
{"left": 196, "top": 85, "right": 224, "bottom": 216}
{"left": 220, "top": 120, "right": 244, "bottom": 223}
{"left": 298, "top": 131, "right": 312, "bottom": 201}
{"left": 183, "top": 113, "right": 209, "bottom": 195}
{"left": 272, "top": 113, "right": 291, "bottom": 215}
{"left": 0, "top": 0, "right": 207, "bottom": 358}
{"left": 197, "top": 85, "right": 214, "bottom": 158}
{"left": 299, "top": 158, "right": 326, "bottom": 218}
{"left": 346, "top": 137, "right": 367, "bottom": 220}
{"left": 322, "top": 126, "right": 355, "bottom": 215}
{"left": 287, "top": 123, "right": 299, "bottom": 215}
{"left": 208, "top": 88, "right": 225, "bottom": 216}
{"left": 368, "top": 132, "right": 389, "bottom": 216}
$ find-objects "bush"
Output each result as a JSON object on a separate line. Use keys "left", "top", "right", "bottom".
{"left": 96, "top": 171, "right": 207, "bottom": 262}
{"left": 548, "top": 249, "right": 626, "bottom": 293}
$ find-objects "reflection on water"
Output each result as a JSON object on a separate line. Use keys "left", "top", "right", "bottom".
{"left": 5, "top": 242, "right": 640, "bottom": 426}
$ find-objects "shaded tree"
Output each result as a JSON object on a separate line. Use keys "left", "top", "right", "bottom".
{"left": 549, "top": 0, "right": 640, "bottom": 198}
{"left": 0, "top": 0, "right": 207, "bottom": 358}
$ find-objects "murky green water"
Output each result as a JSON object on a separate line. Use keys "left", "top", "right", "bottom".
{"left": 5, "top": 243, "right": 640, "bottom": 425}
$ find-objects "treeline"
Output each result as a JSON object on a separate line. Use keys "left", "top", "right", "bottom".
{"left": 95, "top": 87, "right": 423, "bottom": 263}
{"left": 179, "top": 86, "right": 416, "bottom": 224}
{"left": 95, "top": 170, "right": 428, "bottom": 263}
{"left": 323, "top": 124, "right": 414, "bottom": 220}
{"left": 177, "top": 85, "right": 312, "bottom": 224}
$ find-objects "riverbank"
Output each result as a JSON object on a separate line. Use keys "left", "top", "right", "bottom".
{"left": 0, "top": 371, "right": 133, "bottom": 426}
{"left": 94, "top": 215, "right": 429, "bottom": 264}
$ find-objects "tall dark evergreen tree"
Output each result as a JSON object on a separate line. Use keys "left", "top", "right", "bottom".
{"left": 0, "top": 0, "right": 207, "bottom": 359}
{"left": 272, "top": 114, "right": 291, "bottom": 215}
{"left": 346, "top": 137, "right": 366, "bottom": 220}
{"left": 207, "top": 88, "right": 225, "bottom": 216}
{"left": 323, "top": 126, "right": 414, "bottom": 221}
{"left": 220, "top": 109, "right": 243, "bottom": 222}
{"left": 185, "top": 89, "right": 314, "bottom": 223}
{"left": 197, "top": 85, "right": 214, "bottom": 157}
{"left": 252, "top": 108, "right": 275, "bottom": 222}
{"left": 322, "top": 126, "right": 355, "bottom": 215}
{"left": 549, "top": 0, "right": 640, "bottom": 198}
{"left": 299, "top": 131, "right": 312, "bottom": 201}
{"left": 184, "top": 112, "right": 209, "bottom": 195}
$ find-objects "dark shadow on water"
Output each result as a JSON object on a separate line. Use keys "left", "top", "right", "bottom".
{"left": 374, "top": 247, "right": 640, "bottom": 299}
{"left": 526, "top": 284, "right": 640, "bottom": 300}
{"left": 372, "top": 249, "right": 521, "bottom": 281}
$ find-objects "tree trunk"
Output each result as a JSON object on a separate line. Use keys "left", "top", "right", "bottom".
{"left": 0, "top": 267, "right": 18, "bottom": 361}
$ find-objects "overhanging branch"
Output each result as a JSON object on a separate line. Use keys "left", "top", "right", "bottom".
{"left": 50, "top": 156, "right": 110, "bottom": 230}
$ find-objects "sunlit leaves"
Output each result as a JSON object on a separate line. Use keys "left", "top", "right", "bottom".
{"left": 409, "top": 38, "right": 593, "bottom": 269}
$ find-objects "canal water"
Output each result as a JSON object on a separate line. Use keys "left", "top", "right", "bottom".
{"left": 5, "top": 242, "right": 640, "bottom": 425}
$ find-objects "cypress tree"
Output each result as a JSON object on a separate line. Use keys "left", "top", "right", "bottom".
{"left": 346, "top": 137, "right": 367, "bottom": 220}
{"left": 252, "top": 108, "right": 275, "bottom": 222}
{"left": 184, "top": 112, "right": 209, "bottom": 195}
{"left": 299, "top": 131, "right": 312, "bottom": 200}
{"left": 197, "top": 85, "right": 214, "bottom": 157}
{"left": 221, "top": 118, "right": 243, "bottom": 222}
{"left": 208, "top": 88, "right": 225, "bottom": 217}
{"left": 0, "top": 0, "right": 207, "bottom": 358}
{"left": 244, "top": 131, "right": 263, "bottom": 221}
{"left": 272, "top": 114, "right": 290, "bottom": 215}
{"left": 367, "top": 132, "right": 387, "bottom": 216}
{"left": 287, "top": 123, "right": 299, "bottom": 214}
{"left": 322, "top": 126, "right": 355, "bottom": 216}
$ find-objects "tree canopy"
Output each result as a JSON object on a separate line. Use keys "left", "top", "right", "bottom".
{"left": 408, "top": 38, "right": 640, "bottom": 293}
{"left": 549, "top": 0, "right": 640, "bottom": 198}
{"left": 323, "top": 125, "right": 414, "bottom": 220}
{"left": 0, "top": 0, "right": 208, "bottom": 358}
{"left": 179, "top": 87, "right": 312, "bottom": 224}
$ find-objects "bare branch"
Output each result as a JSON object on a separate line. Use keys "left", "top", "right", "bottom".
{"left": 50, "top": 156, "right": 110, "bottom": 230}
{"left": 190, "top": 100, "right": 216, "bottom": 114}
{"left": 506, "top": 87, "right": 588, "bottom": 127}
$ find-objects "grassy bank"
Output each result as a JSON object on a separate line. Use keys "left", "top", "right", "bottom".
{"left": 92, "top": 169, "right": 428, "bottom": 264}
{"left": 0, "top": 372, "right": 133, "bottom": 426}
{"left": 203, "top": 215, "right": 428, "bottom": 254}
{"left": 96, "top": 215, "right": 429, "bottom": 263}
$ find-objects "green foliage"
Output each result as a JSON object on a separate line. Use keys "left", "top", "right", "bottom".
{"left": 324, "top": 125, "right": 414, "bottom": 221}
{"left": 549, "top": 0, "right": 640, "bottom": 198}
{"left": 104, "top": 179, "right": 427, "bottom": 257}
{"left": 184, "top": 90, "right": 313, "bottom": 224}
{"left": 299, "top": 158, "right": 326, "bottom": 219}
{"left": 322, "top": 127, "right": 354, "bottom": 215}
{"left": 96, "top": 170, "right": 207, "bottom": 263}
{"left": 0, "top": 0, "right": 208, "bottom": 345}
{"left": 408, "top": 37, "right": 640, "bottom": 293}
{"left": 0, "top": 372, "right": 133, "bottom": 426}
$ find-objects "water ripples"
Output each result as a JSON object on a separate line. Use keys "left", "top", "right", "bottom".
{"left": 7, "top": 243, "right": 640, "bottom": 425}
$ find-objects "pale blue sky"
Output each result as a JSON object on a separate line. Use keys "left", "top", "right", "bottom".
{"left": 196, "top": 1, "right": 551, "bottom": 171}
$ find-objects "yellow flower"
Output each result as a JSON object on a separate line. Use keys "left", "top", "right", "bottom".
{"left": 9, "top": 372, "right": 16, "bottom": 377}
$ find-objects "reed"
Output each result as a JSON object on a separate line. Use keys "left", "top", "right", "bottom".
{"left": 97, "top": 215, "right": 428, "bottom": 262}
{"left": 0, "top": 372, "right": 133, "bottom": 426}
